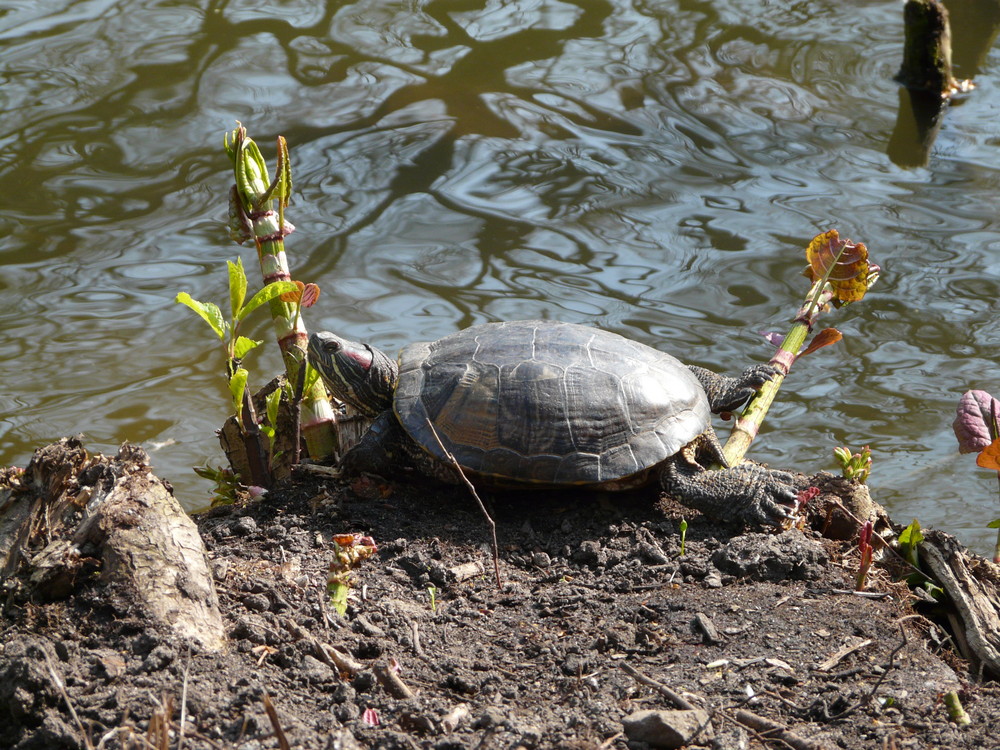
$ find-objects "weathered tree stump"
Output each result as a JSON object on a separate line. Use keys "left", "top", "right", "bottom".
{"left": 0, "top": 438, "right": 225, "bottom": 653}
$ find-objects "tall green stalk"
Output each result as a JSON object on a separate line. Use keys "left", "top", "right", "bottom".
{"left": 225, "top": 124, "right": 338, "bottom": 461}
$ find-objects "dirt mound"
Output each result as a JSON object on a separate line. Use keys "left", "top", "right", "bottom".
{"left": 1, "top": 441, "right": 997, "bottom": 749}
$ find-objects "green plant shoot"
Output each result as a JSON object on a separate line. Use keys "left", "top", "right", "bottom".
{"left": 225, "top": 124, "right": 338, "bottom": 462}
{"left": 723, "top": 230, "right": 880, "bottom": 467}
{"left": 679, "top": 518, "right": 688, "bottom": 556}
{"left": 328, "top": 533, "right": 378, "bottom": 616}
{"left": 834, "top": 445, "right": 873, "bottom": 483}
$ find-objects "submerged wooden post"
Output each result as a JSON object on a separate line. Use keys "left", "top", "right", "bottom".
{"left": 896, "top": 0, "right": 956, "bottom": 93}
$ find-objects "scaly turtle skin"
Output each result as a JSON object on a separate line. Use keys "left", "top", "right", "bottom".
{"left": 308, "top": 320, "right": 801, "bottom": 526}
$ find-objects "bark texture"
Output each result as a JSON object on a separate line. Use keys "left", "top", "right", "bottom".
{"left": 0, "top": 438, "right": 225, "bottom": 652}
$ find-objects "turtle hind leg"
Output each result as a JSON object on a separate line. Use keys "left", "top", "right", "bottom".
{"left": 660, "top": 440, "right": 802, "bottom": 527}
{"left": 687, "top": 364, "right": 781, "bottom": 414}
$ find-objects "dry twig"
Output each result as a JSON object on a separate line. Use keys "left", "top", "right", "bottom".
{"left": 620, "top": 661, "right": 699, "bottom": 711}
{"left": 734, "top": 709, "right": 832, "bottom": 750}
{"left": 424, "top": 418, "right": 502, "bottom": 587}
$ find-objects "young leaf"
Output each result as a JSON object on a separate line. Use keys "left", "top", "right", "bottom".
{"left": 276, "top": 135, "right": 292, "bottom": 207}
{"left": 987, "top": 519, "right": 1000, "bottom": 529}
{"left": 954, "top": 389, "right": 1000, "bottom": 454}
{"left": 228, "top": 258, "right": 248, "bottom": 320}
{"left": 227, "top": 185, "right": 253, "bottom": 245}
{"left": 280, "top": 280, "right": 305, "bottom": 303}
{"left": 303, "top": 361, "right": 322, "bottom": 396}
{"left": 805, "top": 230, "right": 877, "bottom": 305}
{"left": 976, "top": 437, "right": 1000, "bottom": 471}
{"left": 236, "top": 281, "right": 299, "bottom": 322}
{"left": 229, "top": 366, "right": 249, "bottom": 420}
{"left": 799, "top": 328, "right": 843, "bottom": 358}
{"left": 301, "top": 282, "right": 320, "bottom": 308}
{"left": 266, "top": 387, "right": 282, "bottom": 430}
{"left": 176, "top": 293, "right": 227, "bottom": 339}
{"left": 233, "top": 336, "right": 262, "bottom": 360}
{"left": 898, "top": 519, "right": 924, "bottom": 568}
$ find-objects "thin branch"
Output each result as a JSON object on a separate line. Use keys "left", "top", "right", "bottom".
{"left": 424, "top": 418, "right": 501, "bottom": 587}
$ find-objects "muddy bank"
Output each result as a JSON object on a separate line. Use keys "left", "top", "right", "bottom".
{"left": 2, "top": 439, "right": 999, "bottom": 749}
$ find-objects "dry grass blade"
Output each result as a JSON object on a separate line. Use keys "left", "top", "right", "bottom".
{"left": 263, "top": 692, "right": 291, "bottom": 750}
{"left": 43, "top": 651, "right": 94, "bottom": 750}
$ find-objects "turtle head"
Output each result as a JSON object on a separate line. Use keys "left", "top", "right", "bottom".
{"left": 308, "top": 332, "right": 398, "bottom": 417}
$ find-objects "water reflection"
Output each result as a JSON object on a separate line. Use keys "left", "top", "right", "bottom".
{"left": 1, "top": 0, "right": 1000, "bottom": 553}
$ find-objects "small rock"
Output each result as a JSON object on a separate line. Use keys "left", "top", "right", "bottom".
{"left": 325, "top": 729, "right": 366, "bottom": 750}
{"left": 242, "top": 593, "right": 271, "bottom": 613}
{"left": 474, "top": 707, "right": 506, "bottom": 729}
{"left": 710, "top": 726, "right": 749, "bottom": 750}
{"left": 531, "top": 551, "right": 551, "bottom": 568}
{"left": 638, "top": 541, "right": 669, "bottom": 565}
{"left": 573, "top": 540, "right": 606, "bottom": 567}
{"left": 622, "top": 709, "right": 713, "bottom": 749}
{"left": 211, "top": 559, "right": 230, "bottom": 581}
{"left": 300, "top": 654, "right": 336, "bottom": 683}
{"left": 352, "top": 670, "right": 377, "bottom": 693}
{"left": 704, "top": 570, "right": 723, "bottom": 588}
{"left": 332, "top": 682, "right": 357, "bottom": 704}
{"left": 231, "top": 516, "right": 258, "bottom": 537}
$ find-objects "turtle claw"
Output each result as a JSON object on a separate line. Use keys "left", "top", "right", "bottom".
{"left": 662, "top": 456, "right": 806, "bottom": 529}
{"left": 690, "top": 363, "right": 782, "bottom": 415}
{"left": 741, "top": 363, "right": 782, "bottom": 389}
{"left": 727, "top": 463, "right": 802, "bottom": 527}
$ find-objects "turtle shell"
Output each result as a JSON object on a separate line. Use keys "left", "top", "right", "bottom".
{"left": 394, "top": 320, "right": 711, "bottom": 487}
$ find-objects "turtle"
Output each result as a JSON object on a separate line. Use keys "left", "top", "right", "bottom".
{"left": 307, "top": 319, "right": 803, "bottom": 526}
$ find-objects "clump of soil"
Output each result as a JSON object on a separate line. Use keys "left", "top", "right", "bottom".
{"left": 1, "top": 442, "right": 998, "bottom": 750}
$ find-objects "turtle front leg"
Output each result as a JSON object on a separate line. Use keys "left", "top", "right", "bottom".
{"left": 687, "top": 364, "right": 781, "bottom": 415}
{"left": 661, "top": 441, "right": 802, "bottom": 527}
{"left": 340, "top": 410, "right": 411, "bottom": 478}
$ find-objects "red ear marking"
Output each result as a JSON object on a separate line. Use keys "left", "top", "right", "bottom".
{"left": 343, "top": 346, "right": 373, "bottom": 371}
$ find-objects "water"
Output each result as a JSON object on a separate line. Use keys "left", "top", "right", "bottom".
{"left": 2, "top": 0, "right": 1000, "bottom": 554}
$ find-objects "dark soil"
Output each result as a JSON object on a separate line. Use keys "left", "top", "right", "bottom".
{"left": 3, "top": 464, "right": 1000, "bottom": 750}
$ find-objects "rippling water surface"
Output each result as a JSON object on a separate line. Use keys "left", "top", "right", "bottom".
{"left": 2, "top": 0, "right": 1000, "bottom": 552}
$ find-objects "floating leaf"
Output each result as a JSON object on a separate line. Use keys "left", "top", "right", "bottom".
{"left": 799, "top": 328, "right": 843, "bottom": 358}
{"left": 953, "top": 389, "right": 1000, "bottom": 454}
{"left": 805, "top": 230, "right": 876, "bottom": 304}
{"left": 176, "top": 293, "right": 227, "bottom": 339}
{"left": 976, "top": 438, "right": 1000, "bottom": 471}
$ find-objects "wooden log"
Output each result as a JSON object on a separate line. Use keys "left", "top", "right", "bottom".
{"left": 920, "top": 529, "right": 1000, "bottom": 677}
{"left": 0, "top": 438, "right": 226, "bottom": 653}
